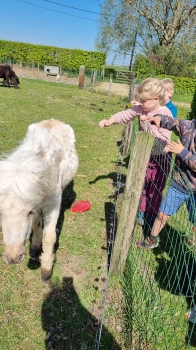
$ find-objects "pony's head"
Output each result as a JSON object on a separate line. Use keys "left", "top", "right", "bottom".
{"left": 0, "top": 154, "right": 53, "bottom": 264}
{"left": 1, "top": 192, "right": 37, "bottom": 264}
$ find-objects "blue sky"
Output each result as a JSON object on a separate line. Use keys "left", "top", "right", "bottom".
{"left": 0, "top": 0, "right": 126, "bottom": 65}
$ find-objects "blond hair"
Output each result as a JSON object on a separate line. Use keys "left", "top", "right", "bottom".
{"left": 161, "top": 78, "right": 175, "bottom": 92}
{"left": 137, "top": 78, "right": 165, "bottom": 106}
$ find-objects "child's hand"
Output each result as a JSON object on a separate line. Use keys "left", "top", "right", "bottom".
{"left": 131, "top": 100, "right": 140, "bottom": 106}
{"left": 165, "top": 139, "right": 184, "bottom": 154}
{"left": 144, "top": 115, "right": 161, "bottom": 127}
{"left": 99, "top": 119, "right": 111, "bottom": 128}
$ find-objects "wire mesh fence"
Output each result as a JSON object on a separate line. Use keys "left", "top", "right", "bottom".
{"left": 94, "top": 140, "right": 126, "bottom": 350}
{"left": 124, "top": 122, "right": 196, "bottom": 349}
{"left": 124, "top": 203, "right": 196, "bottom": 349}
{"left": 95, "top": 118, "right": 196, "bottom": 349}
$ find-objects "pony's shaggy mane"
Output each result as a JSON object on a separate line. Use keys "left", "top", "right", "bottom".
{"left": 0, "top": 154, "right": 54, "bottom": 203}
{"left": 0, "top": 126, "right": 58, "bottom": 202}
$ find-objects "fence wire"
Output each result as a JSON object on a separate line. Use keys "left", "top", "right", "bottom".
{"left": 95, "top": 119, "right": 196, "bottom": 350}
{"left": 124, "top": 125, "right": 196, "bottom": 349}
{"left": 94, "top": 132, "right": 127, "bottom": 350}
{"left": 0, "top": 59, "right": 102, "bottom": 86}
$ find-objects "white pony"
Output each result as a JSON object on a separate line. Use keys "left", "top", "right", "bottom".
{"left": 0, "top": 119, "right": 78, "bottom": 281}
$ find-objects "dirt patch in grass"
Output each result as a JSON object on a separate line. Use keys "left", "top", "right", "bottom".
{"left": 12, "top": 63, "right": 91, "bottom": 85}
{"left": 98, "top": 81, "right": 130, "bottom": 97}
{"left": 174, "top": 101, "right": 191, "bottom": 108}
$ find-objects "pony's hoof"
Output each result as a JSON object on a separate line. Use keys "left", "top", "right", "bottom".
{"left": 30, "top": 248, "right": 41, "bottom": 263}
{"left": 41, "top": 269, "right": 53, "bottom": 281}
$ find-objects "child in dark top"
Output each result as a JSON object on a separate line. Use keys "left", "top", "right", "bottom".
{"left": 137, "top": 114, "right": 196, "bottom": 249}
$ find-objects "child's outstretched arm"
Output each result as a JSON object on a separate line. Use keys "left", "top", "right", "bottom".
{"left": 142, "top": 115, "right": 161, "bottom": 127}
{"left": 99, "top": 115, "right": 122, "bottom": 128}
{"left": 99, "top": 107, "right": 139, "bottom": 128}
{"left": 99, "top": 119, "right": 112, "bottom": 128}
{"left": 99, "top": 111, "right": 128, "bottom": 128}
{"left": 144, "top": 114, "right": 180, "bottom": 132}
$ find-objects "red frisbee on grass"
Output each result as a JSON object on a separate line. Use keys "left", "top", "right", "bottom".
{"left": 70, "top": 200, "right": 91, "bottom": 213}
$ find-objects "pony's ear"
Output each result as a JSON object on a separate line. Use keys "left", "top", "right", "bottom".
{"left": 28, "top": 123, "right": 37, "bottom": 133}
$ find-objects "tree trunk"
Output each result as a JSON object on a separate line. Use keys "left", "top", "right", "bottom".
{"left": 129, "top": 31, "right": 137, "bottom": 71}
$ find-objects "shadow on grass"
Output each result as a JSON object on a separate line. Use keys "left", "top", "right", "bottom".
{"left": 90, "top": 170, "right": 126, "bottom": 270}
{"left": 154, "top": 224, "right": 196, "bottom": 347}
{"left": 89, "top": 171, "right": 126, "bottom": 189}
{"left": 89, "top": 141, "right": 127, "bottom": 270}
{"left": 55, "top": 180, "right": 77, "bottom": 251}
{"left": 104, "top": 201, "right": 117, "bottom": 269}
{"left": 28, "top": 180, "right": 76, "bottom": 271}
{"left": 42, "top": 276, "right": 121, "bottom": 350}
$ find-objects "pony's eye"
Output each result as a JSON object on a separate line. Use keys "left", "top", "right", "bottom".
{"left": 28, "top": 209, "right": 36, "bottom": 216}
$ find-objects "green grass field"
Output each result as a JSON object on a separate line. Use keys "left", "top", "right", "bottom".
{"left": 0, "top": 79, "right": 127, "bottom": 350}
{"left": 173, "top": 93, "right": 192, "bottom": 104}
{"left": 0, "top": 79, "right": 193, "bottom": 350}
{"left": 105, "top": 65, "right": 129, "bottom": 71}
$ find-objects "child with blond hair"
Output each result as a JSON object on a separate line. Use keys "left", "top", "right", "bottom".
{"left": 99, "top": 78, "right": 173, "bottom": 239}
{"left": 131, "top": 78, "right": 177, "bottom": 118}
{"left": 161, "top": 78, "right": 177, "bottom": 118}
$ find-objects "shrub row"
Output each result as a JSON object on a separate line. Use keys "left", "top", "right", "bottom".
{"left": 104, "top": 68, "right": 117, "bottom": 78}
{"left": 0, "top": 39, "right": 106, "bottom": 70}
{"left": 135, "top": 73, "right": 196, "bottom": 94}
{"left": 155, "top": 74, "right": 196, "bottom": 94}
{"left": 104, "top": 69, "right": 196, "bottom": 94}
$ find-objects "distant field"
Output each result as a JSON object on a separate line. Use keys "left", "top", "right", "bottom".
{"left": 173, "top": 92, "right": 193, "bottom": 104}
{"left": 105, "top": 65, "right": 129, "bottom": 71}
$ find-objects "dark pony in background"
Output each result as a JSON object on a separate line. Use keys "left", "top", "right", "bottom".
{"left": 0, "top": 64, "right": 20, "bottom": 88}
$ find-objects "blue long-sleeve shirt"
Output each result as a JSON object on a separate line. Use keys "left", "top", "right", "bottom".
{"left": 165, "top": 100, "right": 178, "bottom": 118}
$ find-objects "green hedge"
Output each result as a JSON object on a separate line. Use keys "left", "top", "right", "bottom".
{"left": 136, "top": 73, "right": 196, "bottom": 94}
{"left": 104, "top": 68, "right": 117, "bottom": 78}
{"left": 0, "top": 39, "right": 106, "bottom": 69}
{"left": 189, "top": 87, "right": 196, "bottom": 119}
{"left": 155, "top": 74, "right": 196, "bottom": 94}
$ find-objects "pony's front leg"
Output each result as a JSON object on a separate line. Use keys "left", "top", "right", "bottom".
{"left": 30, "top": 210, "right": 43, "bottom": 262}
{"left": 5, "top": 77, "right": 10, "bottom": 87}
{"left": 40, "top": 206, "right": 60, "bottom": 281}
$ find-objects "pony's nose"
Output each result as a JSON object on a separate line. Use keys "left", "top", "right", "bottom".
{"left": 3, "top": 253, "right": 24, "bottom": 264}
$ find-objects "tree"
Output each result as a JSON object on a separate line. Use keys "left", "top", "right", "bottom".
{"left": 125, "top": 0, "right": 196, "bottom": 48}
{"left": 95, "top": 0, "right": 140, "bottom": 69}
{"left": 96, "top": 0, "right": 196, "bottom": 69}
{"left": 189, "top": 87, "right": 196, "bottom": 120}
{"left": 133, "top": 43, "right": 196, "bottom": 78}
